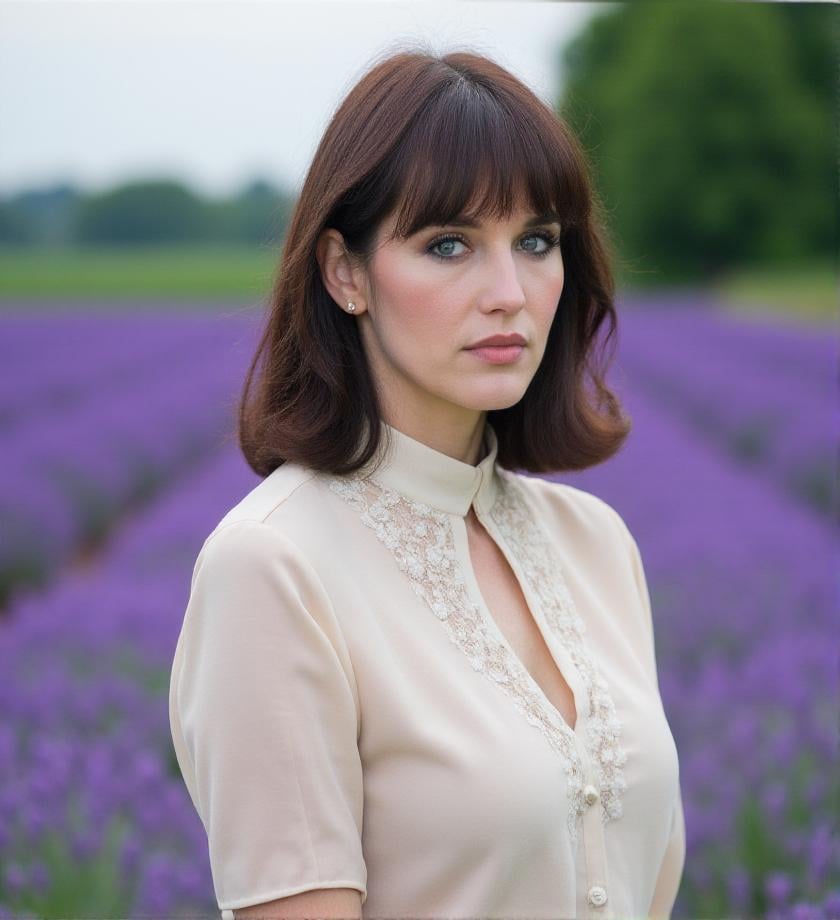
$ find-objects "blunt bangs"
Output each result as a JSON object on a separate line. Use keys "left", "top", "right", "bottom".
{"left": 381, "top": 78, "right": 588, "bottom": 244}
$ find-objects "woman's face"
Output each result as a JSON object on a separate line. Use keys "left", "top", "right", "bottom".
{"left": 356, "top": 203, "right": 564, "bottom": 431}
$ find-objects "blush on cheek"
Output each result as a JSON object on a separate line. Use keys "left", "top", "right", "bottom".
{"left": 380, "top": 275, "right": 458, "bottom": 347}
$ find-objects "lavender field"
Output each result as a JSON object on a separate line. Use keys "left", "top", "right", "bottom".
{"left": 0, "top": 298, "right": 837, "bottom": 919}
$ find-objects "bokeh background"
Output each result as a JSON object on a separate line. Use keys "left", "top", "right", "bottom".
{"left": 0, "top": 1, "right": 837, "bottom": 918}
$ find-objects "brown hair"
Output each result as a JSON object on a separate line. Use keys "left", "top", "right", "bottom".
{"left": 238, "top": 43, "right": 631, "bottom": 478}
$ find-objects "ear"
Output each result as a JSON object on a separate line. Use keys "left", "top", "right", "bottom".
{"left": 315, "top": 228, "right": 369, "bottom": 316}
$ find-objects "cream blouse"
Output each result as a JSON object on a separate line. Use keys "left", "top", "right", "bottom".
{"left": 169, "top": 420, "right": 685, "bottom": 920}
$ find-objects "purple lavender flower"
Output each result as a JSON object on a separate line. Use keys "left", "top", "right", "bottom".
{"left": 0, "top": 302, "right": 835, "bottom": 918}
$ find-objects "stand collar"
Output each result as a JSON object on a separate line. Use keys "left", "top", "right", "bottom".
{"left": 358, "top": 420, "right": 501, "bottom": 517}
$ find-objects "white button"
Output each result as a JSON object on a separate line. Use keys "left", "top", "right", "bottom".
{"left": 583, "top": 784, "right": 599, "bottom": 805}
{"left": 588, "top": 885, "right": 608, "bottom": 907}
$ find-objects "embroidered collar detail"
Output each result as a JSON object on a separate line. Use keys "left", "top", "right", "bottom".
{"left": 327, "top": 421, "right": 627, "bottom": 840}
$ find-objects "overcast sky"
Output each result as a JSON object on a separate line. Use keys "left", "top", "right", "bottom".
{"left": 0, "top": 0, "right": 608, "bottom": 199}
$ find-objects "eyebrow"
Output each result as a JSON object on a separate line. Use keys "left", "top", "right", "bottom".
{"left": 439, "top": 210, "right": 562, "bottom": 230}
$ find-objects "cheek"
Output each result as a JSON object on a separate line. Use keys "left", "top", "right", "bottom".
{"left": 537, "top": 296, "right": 560, "bottom": 332}
{"left": 374, "top": 257, "right": 461, "bottom": 348}
{"left": 534, "top": 265, "right": 563, "bottom": 329}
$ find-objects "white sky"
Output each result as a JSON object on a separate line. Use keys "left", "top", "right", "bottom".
{"left": 0, "top": 0, "right": 608, "bottom": 199}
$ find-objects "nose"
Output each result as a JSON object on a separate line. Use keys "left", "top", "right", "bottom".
{"left": 480, "top": 247, "right": 527, "bottom": 312}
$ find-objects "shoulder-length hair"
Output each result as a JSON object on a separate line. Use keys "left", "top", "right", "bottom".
{"left": 238, "top": 43, "right": 631, "bottom": 478}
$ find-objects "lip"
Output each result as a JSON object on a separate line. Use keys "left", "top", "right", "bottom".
{"left": 465, "top": 333, "right": 527, "bottom": 349}
{"left": 466, "top": 344, "right": 525, "bottom": 365}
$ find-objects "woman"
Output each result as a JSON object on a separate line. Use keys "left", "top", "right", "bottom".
{"left": 169, "top": 45, "right": 685, "bottom": 920}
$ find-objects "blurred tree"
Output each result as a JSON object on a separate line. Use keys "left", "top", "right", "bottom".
{"left": 73, "top": 179, "right": 209, "bottom": 245}
{"left": 558, "top": 1, "right": 836, "bottom": 284}
{"left": 0, "top": 184, "right": 82, "bottom": 246}
{"left": 5, "top": 177, "right": 297, "bottom": 248}
{"left": 0, "top": 199, "right": 36, "bottom": 245}
{"left": 773, "top": 1, "right": 837, "bottom": 257}
{"left": 203, "top": 177, "right": 295, "bottom": 246}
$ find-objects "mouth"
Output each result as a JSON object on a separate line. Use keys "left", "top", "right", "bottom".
{"left": 465, "top": 343, "right": 525, "bottom": 365}
{"left": 465, "top": 333, "right": 527, "bottom": 349}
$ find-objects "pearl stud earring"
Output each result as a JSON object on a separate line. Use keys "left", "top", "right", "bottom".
{"left": 347, "top": 301, "right": 357, "bottom": 313}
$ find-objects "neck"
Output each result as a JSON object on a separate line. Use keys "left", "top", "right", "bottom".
{"left": 380, "top": 411, "right": 489, "bottom": 467}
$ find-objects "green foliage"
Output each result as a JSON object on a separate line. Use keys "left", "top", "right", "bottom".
{"left": 73, "top": 179, "right": 210, "bottom": 244}
{"left": 0, "top": 200, "right": 37, "bottom": 244}
{"left": 0, "top": 185, "right": 81, "bottom": 246}
{"left": 1, "top": 177, "right": 295, "bottom": 249}
{"left": 558, "top": 1, "right": 836, "bottom": 285}
{"left": 204, "top": 178, "right": 294, "bottom": 245}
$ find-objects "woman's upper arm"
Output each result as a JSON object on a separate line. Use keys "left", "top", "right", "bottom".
{"left": 601, "top": 504, "right": 661, "bottom": 688}
{"left": 170, "top": 519, "right": 366, "bottom": 912}
{"left": 233, "top": 886, "right": 362, "bottom": 920}
{"left": 647, "top": 786, "right": 687, "bottom": 920}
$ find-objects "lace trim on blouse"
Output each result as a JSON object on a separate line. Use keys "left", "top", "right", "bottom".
{"left": 327, "top": 467, "right": 627, "bottom": 841}
{"left": 489, "top": 471, "right": 628, "bottom": 828}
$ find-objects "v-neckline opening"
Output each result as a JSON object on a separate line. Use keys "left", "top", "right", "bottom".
{"left": 464, "top": 509, "right": 582, "bottom": 738}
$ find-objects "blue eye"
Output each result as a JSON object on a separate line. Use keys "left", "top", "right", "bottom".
{"left": 428, "top": 236, "right": 467, "bottom": 259}
{"left": 426, "top": 230, "right": 560, "bottom": 262}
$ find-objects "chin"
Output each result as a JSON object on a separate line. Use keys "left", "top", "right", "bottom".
{"left": 455, "top": 380, "right": 530, "bottom": 412}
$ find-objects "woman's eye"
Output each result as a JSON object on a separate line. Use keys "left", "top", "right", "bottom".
{"left": 521, "top": 233, "right": 555, "bottom": 255}
{"left": 429, "top": 236, "right": 467, "bottom": 259}
{"left": 426, "top": 231, "right": 559, "bottom": 262}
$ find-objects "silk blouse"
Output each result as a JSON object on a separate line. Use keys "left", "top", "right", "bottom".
{"left": 169, "top": 420, "right": 685, "bottom": 919}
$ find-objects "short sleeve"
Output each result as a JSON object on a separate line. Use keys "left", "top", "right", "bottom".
{"left": 168, "top": 520, "right": 367, "bottom": 913}
{"left": 647, "top": 784, "right": 687, "bottom": 920}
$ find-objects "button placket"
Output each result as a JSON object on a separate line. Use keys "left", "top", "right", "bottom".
{"left": 579, "top": 755, "right": 611, "bottom": 918}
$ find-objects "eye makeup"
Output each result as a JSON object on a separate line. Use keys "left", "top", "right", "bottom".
{"left": 425, "top": 228, "right": 561, "bottom": 262}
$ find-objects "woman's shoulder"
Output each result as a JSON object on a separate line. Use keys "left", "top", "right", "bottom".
{"left": 188, "top": 462, "right": 317, "bottom": 576}
{"left": 500, "top": 469, "right": 633, "bottom": 545}
{"left": 196, "top": 461, "right": 368, "bottom": 582}
{"left": 212, "top": 461, "right": 319, "bottom": 534}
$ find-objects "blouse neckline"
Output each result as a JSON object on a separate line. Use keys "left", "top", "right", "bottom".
{"left": 359, "top": 420, "right": 501, "bottom": 518}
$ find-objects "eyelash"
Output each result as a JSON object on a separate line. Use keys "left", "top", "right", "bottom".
{"left": 426, "top": 230, "right": 561, "bottom": 262}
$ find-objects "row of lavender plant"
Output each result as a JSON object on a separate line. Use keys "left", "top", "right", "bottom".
{"left": 561, "top": 369, "right": 840, "bottom": 920}
{"left": 0, "top": 442, "right": 259, "bottom": 917}
{"left": 619, "top": 291, "right": 835, "bottom": 394}
{"left": 0, "top": 310, "right": 261, "bottom": 607}
{"left": 3, "top": 385, "right": 838, "bottom": 917}
{"left": 615, "top": 294, "right": 837, "bottom": 518}
{"left": 1, "top": 305, "right": 836, "bottom": 918}
{"left": 0, "top": 313, "right": 239, "bottom": 430}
